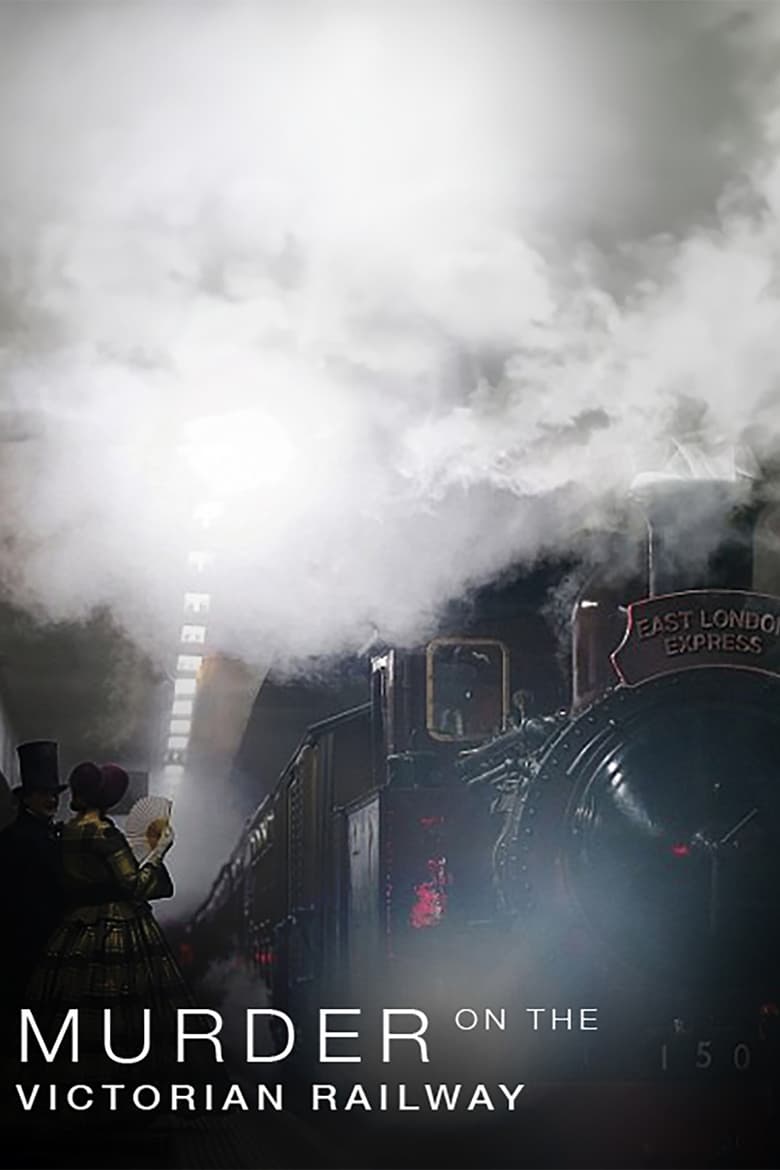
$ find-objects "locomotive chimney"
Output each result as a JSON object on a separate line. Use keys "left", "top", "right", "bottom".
{"left": 631, "top": 474, "right": 759, "bottom": 597}
{"left": 572, "top": 450, "right": 763, "bottom": 711}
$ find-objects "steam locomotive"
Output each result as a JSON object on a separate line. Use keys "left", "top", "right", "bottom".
{"left": 186, "top": 473, "right": 780, "bottom": 1082}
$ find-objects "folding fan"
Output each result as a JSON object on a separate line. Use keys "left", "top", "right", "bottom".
{"left": 126, "top": 795, "right": 173, "bottom": 862}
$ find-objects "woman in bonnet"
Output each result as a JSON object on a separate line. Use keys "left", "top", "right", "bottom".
{"left": 28, "top": 761, "right": 190, "bottom": 1075}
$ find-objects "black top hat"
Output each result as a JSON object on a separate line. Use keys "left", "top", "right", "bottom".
{"left": 15, "top": 741, "right": 65, "bottom": 793}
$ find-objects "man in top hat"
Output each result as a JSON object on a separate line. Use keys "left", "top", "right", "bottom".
{"left": 0, "top": 741, "right": 66, "bottom": 1047}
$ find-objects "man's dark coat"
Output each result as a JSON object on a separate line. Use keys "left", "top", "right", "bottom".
{"left": 0, "top": 807, "right": 63, "bottom": 1010}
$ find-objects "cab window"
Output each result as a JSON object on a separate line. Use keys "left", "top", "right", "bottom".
{"left": 426, "top": 638, "right": 508, "bottom": 741}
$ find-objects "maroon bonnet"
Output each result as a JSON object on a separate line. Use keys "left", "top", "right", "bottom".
{"left": 69, "top": 761, "right": 129, "bottom": 811}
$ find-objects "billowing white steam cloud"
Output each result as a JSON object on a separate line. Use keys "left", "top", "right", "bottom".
{"left": 1, "top": 0, "right": 780, "bottom": 665}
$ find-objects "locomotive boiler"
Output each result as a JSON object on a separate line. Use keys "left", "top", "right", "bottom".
{"left": 187, "top": 472, "right": 780, "bottom": 1081}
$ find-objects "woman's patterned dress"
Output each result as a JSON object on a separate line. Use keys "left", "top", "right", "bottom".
{"left": 27, "top": 814, "right": 192, "bottom": 1083}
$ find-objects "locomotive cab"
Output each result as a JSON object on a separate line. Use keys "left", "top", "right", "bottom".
{"left": 370, "top": 576, "right": 565, "bottom": 785}
{"left": 342, "top": 585, "right": 565, "bottom": 1002}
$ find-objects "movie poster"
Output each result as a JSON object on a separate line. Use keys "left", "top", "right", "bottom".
{"left": 1, "top": 2, "right": 779, "bottom": 1168}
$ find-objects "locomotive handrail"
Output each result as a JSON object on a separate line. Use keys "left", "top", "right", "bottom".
{"left": 464, "top": 759, "right": 520, "bottom": 788}
{"left": 191, "top": 861, "right": 233, "bottom": 922}
{"left": 303, "top": 701, "right": 372, "bottom": 737}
